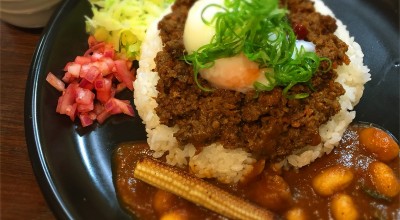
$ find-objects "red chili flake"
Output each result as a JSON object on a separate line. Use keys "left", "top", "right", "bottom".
{"left": 293, "top": 23, "right": 308, "bottom": 40}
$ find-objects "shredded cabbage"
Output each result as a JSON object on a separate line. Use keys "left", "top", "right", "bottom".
{"left": 85, "top": 0, "right": 173, "bottom": 60}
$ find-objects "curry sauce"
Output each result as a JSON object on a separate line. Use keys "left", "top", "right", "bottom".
{"left": 112, "top": 124, "right": 399, "bottom": 219}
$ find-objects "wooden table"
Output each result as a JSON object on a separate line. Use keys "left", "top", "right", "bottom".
{"left": 1, "top": 21, "right": 55, "bottom": 219}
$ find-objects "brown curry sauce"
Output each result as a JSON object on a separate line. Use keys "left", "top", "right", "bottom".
{"left": 112, "top": 124, "right": 400, "bottom": 219}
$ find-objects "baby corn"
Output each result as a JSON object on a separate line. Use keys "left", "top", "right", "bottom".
{"left": 134, "top": 157, "right": 275, "bottom": 220}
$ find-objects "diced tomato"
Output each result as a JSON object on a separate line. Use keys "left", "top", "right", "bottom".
{"left": 77, "top": 103, "right": 94, "bottom": 113}
{"left": 56, "top": 96, "right": 63, "bottom": 113}
{"left": 101, "top": 57, "right": 115, "bottom": 72}
{"left": 80, "top": 64, "right": 89, "bottom": 78}
{"left": 105, "top": 98, "right": 134, "bottom": 116}
{"left": 79, "top": 113, "right": 93, "bottom": 127}
{"left": 57, "top": 83, "right": 78, "bottom": 114}
{"left": 104, "top": 44, "right": 115, "bottom": 58}
{"left": 84, "top": 42, "right": 106, "bottom": 57}
{"left": 67, "top": 63, "right": 82, "bottom": 78}
{"left": 94, "top": 102, "right": 105, "bottom": 115}
{"left": 95, "top": 76, "right": 113, "bottom": 90}
{"left": 90, "top": 112, "right": 97, "bottom": 120}
{"left": 94, "top": 78, "right": 105, "bottom": 91}
{"left": 95, "top": 78, "right": 112, "bottom": 103}
{"left": 114, "top": 60, "right": 134, "bottom": 90}
{"left": 92, "top": 61, "right": 112, "bottom": 76}
{"left": 63, "top": 62, "right": 74, "bottom": 71}
{"left": 74, "top": 56, "right": 92, "bottom": 65}
{"left": 62, "top": 72, "right": 76, "bottom": 83}
{"left": 75, "top": 87, "right": 95, "bottom": 105}
{"left": 91, "top": 52, "right": 104, "bottom": 61}
{"left": 65, "top": 103, "right": 77, "bottom": 121}
{"left": 114, "top": 98, "right": 134, "bottom": 116}
{"left": 47, "top": 35, "right": 135, "bottom": 127}
{"left": 46, "top": 72, "right": 65, "bottom": 92}
{"left": 84, "top": 66, "right": 101, "bottom": 83}
{"left": 104, "top": 98, "right": 122, "bottom": 114}
{"left": 79, "top": 78, "right": 94, "bottom": 90}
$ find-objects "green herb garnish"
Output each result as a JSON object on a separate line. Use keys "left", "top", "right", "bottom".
{"left": 184, "top": 0, "right": 331, "bottom": 98}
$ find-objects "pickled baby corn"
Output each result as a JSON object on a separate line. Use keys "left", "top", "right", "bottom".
{"left": 134, "top": 157, "right": 275, "bottom": 220}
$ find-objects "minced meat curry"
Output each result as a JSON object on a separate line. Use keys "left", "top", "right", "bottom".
{"left": 154, "top": 0, "right": 347, "bottom": 160}
{"left": 113, "top": 124, "right": 400, "bottom": 219}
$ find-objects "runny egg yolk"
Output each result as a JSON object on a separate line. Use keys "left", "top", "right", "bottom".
{"left": 183, "top": 0, "right": 315, "bottom": 93}
{"left": 184, "top": 0, "right": 266, "bottom": 92}
{"left": 199, "top": 53, "right": 266, "bottom": 92}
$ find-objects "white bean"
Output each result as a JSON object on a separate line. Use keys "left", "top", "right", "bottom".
{"left": 368, "top": 161, "right": 400, "bottom": 198}
{"left": 312, "top": 165, "right": 354, "bottom": 196}
{"left": 330, "top": 193, "right": 359, "bottom": 220}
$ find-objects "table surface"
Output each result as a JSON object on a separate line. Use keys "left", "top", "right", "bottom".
{"left": 1, "top": 21, "right": 55, "bottom": 219}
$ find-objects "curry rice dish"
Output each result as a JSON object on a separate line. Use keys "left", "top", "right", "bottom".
{"left": 134, "top": 0, "right": 371, "bottom": 184}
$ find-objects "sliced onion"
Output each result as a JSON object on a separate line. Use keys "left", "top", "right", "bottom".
{"left": 46, "top": 72, "right": 65, "bottom": 92}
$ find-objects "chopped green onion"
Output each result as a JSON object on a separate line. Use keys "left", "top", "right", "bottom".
{"left": 184, "top": 0, "right": 331, "bottom": 98}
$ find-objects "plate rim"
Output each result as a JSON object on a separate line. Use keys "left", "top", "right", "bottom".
{"left": 23, "top": 0, "right": 399, "bottom": 219}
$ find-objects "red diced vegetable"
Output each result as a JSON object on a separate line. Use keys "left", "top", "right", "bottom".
{"left": 96, "top": 78, "right": 112, "bottom": 103}
{"left": 105, "top": 98, "right": 134, "bottom": 116}
{"left": 94, "top": 102, "right": 105, "bottom": 115}
{"left": 80, "top": 63, "right": 91, "bottom": 78}
{"left": 94, "top": 78, "right": 105, "bottom": 90}
{"left": 58, "top": 83, "right": 78, "bottom": 114}
{"left": 75, "top": 87, "right": 95, "bottom": 105}
{"left": 56, "top": 96, "right": 63, "bottom": 113}
{"left": 94, "top": 77, "right": 111, "bottom": 91}
{"left": 104, "top": 44, "right": 115, "bottom": 58}
{"left": 92, "top": 61, "right": 112, "bottom": 76}
{"left": 79, "top": 78, "right": 94, "bottom": 90}
{"left": 104, "top": 98, "right": 122, "bottom": 114}
{"left": 91, "top": 52, "right": 104, "bottom": 61}
{"left": 62, "top": 72, "right": 75, "bottom": 83}
{"left": 77, "top": 103, "right": 94, "bottom": 113}
{"left": 79, "top": 113, "right": 93, "bottom": 127}
{"left": 67, "top": 63, "right": 82, "bottom": 78}
{"left": 114, "top": 98, "right": 134, "bottom": 116}
{"left": 63, "top": 62, "right": 74, "bottom": 71}
{"left": 46, "top": 72, "right": 65, "bottom": 92}
{"left": 84, "top": 42, "right": 105, "bottom": 57}
{"left": 101, "top": 57, "right": 115, "bottom": 72}
{"left": 66, "top": 103, "right": 77, "bottom": 121}
{"left": 75, "top": 56, "right": 92, "bottom": 65}
{"left": 89, "top": 112, "right": 97, "bottom": 121}
{"left": 84, "top": 66, "right": 101, "bottom": 83}
{"left": 46, "top": 36, "right": 135, "bottom": 126}
{"left": 114, "top": 59, "right": 134, "bottom": 90}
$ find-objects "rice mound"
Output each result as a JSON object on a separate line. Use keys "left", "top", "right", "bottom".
{"left": 133, "top": 0, "right": 370, "bottom": 184}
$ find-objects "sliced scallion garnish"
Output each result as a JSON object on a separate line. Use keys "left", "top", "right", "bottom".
{"left": 184, "top": 0, "right": 331, "bottom": 98}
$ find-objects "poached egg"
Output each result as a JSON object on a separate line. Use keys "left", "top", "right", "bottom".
{"left": 183, "top": 0, "right": 315, "bottom": 92}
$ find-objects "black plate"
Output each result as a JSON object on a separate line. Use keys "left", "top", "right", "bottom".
{"left": 25, "top": 0, "right": 399, "bottom": 219}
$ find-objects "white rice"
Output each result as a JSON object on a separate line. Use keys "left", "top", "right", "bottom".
{"left": 133, "top": 0, "right": 370, "bottom": 184}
